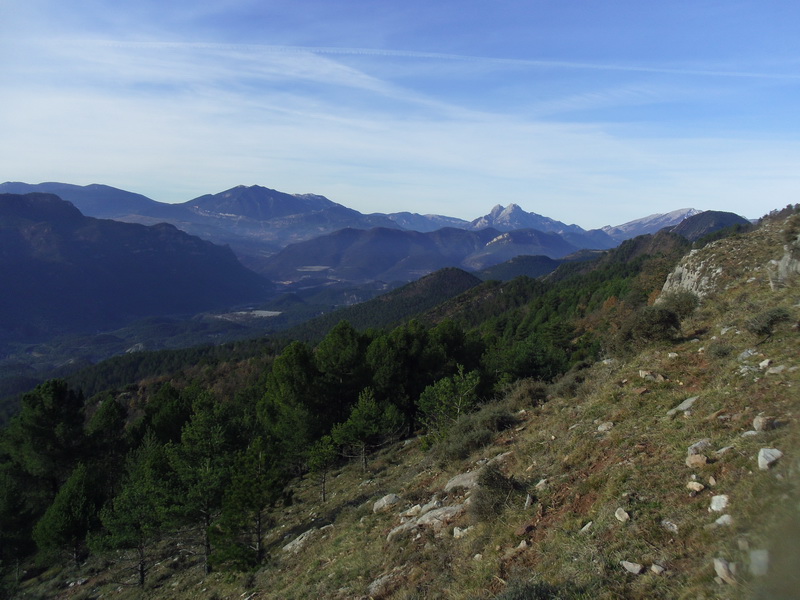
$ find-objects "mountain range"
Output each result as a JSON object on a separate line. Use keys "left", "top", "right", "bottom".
{"left": 0, "top": 182, "right": 689, "bottom": 272}
{"left": 0, "top": 192, "right": 270, "bottom": 343}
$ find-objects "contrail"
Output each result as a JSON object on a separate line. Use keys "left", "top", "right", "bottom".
{"left": 79, "top": 40, "right": 800, "bottom": 81}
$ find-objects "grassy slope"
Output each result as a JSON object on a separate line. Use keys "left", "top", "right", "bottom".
{"left": 15, "top": 218, "right": 799, "bottom": 599}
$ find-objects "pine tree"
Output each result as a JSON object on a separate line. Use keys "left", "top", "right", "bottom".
{"left": 213, "top": 436, "right": 284, "bottom": 568}
{"left": 167, "top": 390, "right": 232, "bottom": 575}
{"left": 32, "top": 463, "right": 98, "bottom": 565}
{"left": 332, "top": 389, "right": 403, "bottom": 472}
{"left": 94, "top": 434, "right": 171, "bottom": 586}
{"left": 308, "top": 435, "right": 337, "bottom": 502}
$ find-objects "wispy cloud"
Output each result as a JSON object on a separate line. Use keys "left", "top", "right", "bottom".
{"left": 3, "top": 19, "right": 799, "bottom": 227}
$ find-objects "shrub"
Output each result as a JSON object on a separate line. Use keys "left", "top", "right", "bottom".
{"left": 745, "top": 307, "right": 791, "bottom": 339}
{"left": 658, "top": 290, "right": 699, "bottom": 319}
{"left": 468, "top": 464, "right": 523, "bottom": 523}
{"left": 432, "top": 403, "right": 516, "bottom": 464}
{"left": 505, "top": 378, "right": 549, "bottom": 409}
{"left": 706, "top": 342, "right": 733, "bottom": 359}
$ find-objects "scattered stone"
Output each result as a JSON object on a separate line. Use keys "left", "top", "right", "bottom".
{"left": 749, "top": 549, "right": 769, "bottom": 576}
{"left": 282, "top": 528, "right": 318, "bottom": 553}
{"left": 524, "top": 493, "right": 534, "bottom": 509}
{"left": 386, "top": 521, "right": 418, "bottom": 542}
{"left": 517, "top": 540, "right": 529, "bottom": 549}
{"left": 474, "top": 553, "right": 483, "bottom": 561}
{"left": 367, "top": 572, "right": 398, "bottom": 597}
{"left": 687, "top": 481, "right": 705, "bottom": 493}
{"left": 715, "top": 446, "right": 734, "bottom": 456}
{"left": 488, "top": 451, "right": 514, "bottom": 465}
{"left": 401, "top": 504, "right": 422, "bottom": 518}
{"left": 709, "top": 495, "right": 729, "bottom": 512}
{"left": 753, "top": 414, "right": 774, "bottom": 431}
{"left": 579, "top": 521, "right": 593, "bottom": 533}
{"left": 373, "top": 493, "right": 402, "bottom": 513}
{"left": 766, "top": 365, "right": 787, "bottom": 375}
{"left": 614, "top": 508, "right": 630, "bottom": 523}
{"left": 667, "top": 352, "right": 679, "bottom": 358}
{"left": 759, "top": 359, "right": 772, "bottom": 369}
{"left": 597, "top": 421, "right": 614, "bottom": 433}
{"left": 661, "top": 519, "right": 679, "bottom": 534}
{"left": 709, "top": 476, "right": 717, "bottom": 486}
{"left": 713, "top": 557, "right": 737, "bottom": 585}
{"left": 758, "top": 448, "right": 783, "bottom": 470}
{"left": 667, "top": 396, "right": 699, "bottom": 416}
{"left": 639, "top": 370, "right": 665, "bottom": 382}
{"left": 416, "top": 505, "right": 464, "bottom": 530}
{"left": 453, "top": 526, "right": 473, "bottom": 539}
{"left": 688, "top": 438, "right": 712, "bottom": 455}
{"left": 686, "top": 454, "right": 708, "bottom": 468}
{"left": 651, "top": 564, "right": 666, "bottom": 575}
{"left": 620, "top": 560, "right": 644, "bottom": 574}
{"left": 418, "top": 498, "right": 443, "bottom": 518}
{"left": 444, "top": 470, "right": 481, "bottom": 492}
{"left": 534, "top": 478, "right": 548, "bottom": 491}
{"left": 738, "top": 349, "right": 757, "bottom": 361}
{"left": 715, "top": 514, "right": 733, "bottom": 526}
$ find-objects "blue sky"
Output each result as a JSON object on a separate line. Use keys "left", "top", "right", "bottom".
{"left": 2, "top": 1, "right": 799, "bottom": 228}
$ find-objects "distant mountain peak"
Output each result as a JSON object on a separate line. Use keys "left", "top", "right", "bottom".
{"left": 602, "top": 208, "right": 703, "bottom": 241}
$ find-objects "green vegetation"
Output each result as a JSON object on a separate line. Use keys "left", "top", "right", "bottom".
{"left": 2, "top": 212, "right": 798, "bottom": 599}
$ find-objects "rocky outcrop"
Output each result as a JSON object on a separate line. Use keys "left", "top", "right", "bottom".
{"left": 661, "top": 249, "right": 723, "bottom": 298}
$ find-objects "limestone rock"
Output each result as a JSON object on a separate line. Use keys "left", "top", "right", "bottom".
{"left": 444, "top": 470, "right": 481, "bottom": 492}
{"left": 758, "top": 448, "right": 783, "bottom": 470}
{"left": 714, "top": 514, "right": 733, "bottom": 526}
{"left": 620, "top": 560, "right": 643, "bottom": 574}
{"left": 687, "top": 481, "right": 705, "bottom": 493}
{"left": 282, "top": 528, "right": 318, "bottom": 554}
{"left": 709, "top": 495, "right": 729, "bottom": 512}
{"left": 401, "top": 504, "right": 422, "bottom": 518}
{"left": 661, "top": 519, "right": 679, "bottom": 534}
{"left": 416, "top": 505, "right": 464, "bottom": 530}
{"left": 453, "top": 526, "right": 473, "bottom": 539}
{"left": 420, "top": 497, "right": 442, "bottom": 516}
{"left": 667, "top": 396, "right": 699, "bottom": 416}
{"left": 373, "top": 493, "right": 402, "bottom": 513}
{"left": 686, "top": 454, "right": 708, "bottom": 468}
{"left": 614, "top": 508, "right": 630, "bottom": 522}
{"left": 597, "top": 421, "right": 614, "bottom": 433}
{"left": 579, "top": 521, "right": 593, "bottom": 533}
{"left": 687, "top": 438, "right": 712, "bottom": 455}
{"left": 651, "top": 564, "right": 666, "bottom": 575}
{"left": 753, "top": 415, "right": 774, "bottom": 431}
{"left": 386, "top": 521, "right": 417, "bottom": 542}
{"left": 713, "top": 557, "right": 737, "bottom": 585}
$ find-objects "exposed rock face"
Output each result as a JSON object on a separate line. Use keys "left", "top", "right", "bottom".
{"left": 374, "top": 493, "right": 402, "bottom": 513}
{"left": 661, "top": 249, "right": 723, "bottom": 298}
{"left": 771, "top": 227, "right": 800, "bottom": 284}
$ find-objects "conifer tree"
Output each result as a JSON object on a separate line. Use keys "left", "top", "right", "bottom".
{"left": 32, "top": 463, "right": 98, "bottom": 565}
{"left": 94, "top": 434, "right": 171, "bottom": 586}
{"left": 213, "top": 436, "right": 284, "bottom": 568}
{"left": 167, "top": 390, "right": 232, "bottom": 575}
{"left": 308, "top": 435, "right": 337, "bottom": 502}
{"left": 332, "top": 389, "right": 403, "bottom": 472}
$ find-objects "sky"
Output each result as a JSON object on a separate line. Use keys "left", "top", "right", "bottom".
{"left": 2, "top": 1, "right": 799, "bottom": 229}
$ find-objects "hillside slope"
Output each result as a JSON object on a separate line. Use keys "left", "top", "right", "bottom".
{"left": 8, "top": 212, "right": 799, "bottom": 599}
